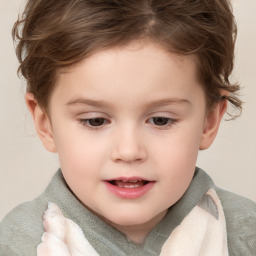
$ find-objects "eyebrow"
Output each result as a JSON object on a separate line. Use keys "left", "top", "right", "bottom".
{"left": 66, "top": 98, "right": 112, "bottom": 108}
{"left": 145, "top": 98, "right": 191, "bottom": 108}
{"left": 65, "top": 97, "right": 191, "bottom": 108}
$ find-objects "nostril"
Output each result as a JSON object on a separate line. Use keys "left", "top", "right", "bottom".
{"left": 110, "top": 148, "right": 147, "bottom": 163}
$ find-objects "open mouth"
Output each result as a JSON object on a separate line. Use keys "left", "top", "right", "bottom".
{"left": 108, "top": 180, "right": 149, "bottom": 188}
{"left": 104, "top": 178, "right": 155, "bottom": 199}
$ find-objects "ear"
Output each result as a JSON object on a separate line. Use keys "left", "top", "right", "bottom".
{"left": 25, "top": 93, "right": 57, "bottom": 153}
{"left": 199, "top": 99, "right": 227, "bottom": 150}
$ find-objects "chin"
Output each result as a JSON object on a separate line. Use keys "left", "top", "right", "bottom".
{"left": 108, "top": 210, "right": 164, "bottom": 228}
{"left": 100, "top": 211, "right": 149, "bottom": 226}
{"left": 114, "top": 217, "right": 147, "bottom": 226}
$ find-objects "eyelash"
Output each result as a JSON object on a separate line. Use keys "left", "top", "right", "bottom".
{"left": 78, "top": 116, "right": 177, "bottom": 130}
{"left": 79, "top": 118, "right": 109, "bottom": 130}
{"left": 147, "top": 117, "right": 177, "bottom": 129}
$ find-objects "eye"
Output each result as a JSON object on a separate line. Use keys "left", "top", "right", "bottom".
{"left": 79, "top": 118, "right": 108, "bottom": 128}
{"left": 148, "top": 117, "right": 176, "bottom": 127}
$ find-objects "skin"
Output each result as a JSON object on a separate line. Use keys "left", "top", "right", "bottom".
{"left": 26, "top": 41, "right": 227, "bottom": 244}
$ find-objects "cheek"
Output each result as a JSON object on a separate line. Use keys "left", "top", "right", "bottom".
{"left": 54, "top": 132, "right": 107, "bottom": 198}
{"left": 154, "top": 124, "right": 202, "bottom": 168}
{"left": 152, "top": 122, "right": 204, "bottom": 196}
{"left": 154, "top": 144, "right": 198, "bottom": 205}
{"left": 53, "top": 126, "right": 108, "bottom": 176}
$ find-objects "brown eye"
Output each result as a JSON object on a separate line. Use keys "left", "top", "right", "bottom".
{"left": 88, "top": 118, "right": 106, "bottom": 126}
{"left": 78, "top": 116, "right": 111, "bottom": 131}
{"left": 151, "top": 117, "right": 170, "bottom": 126}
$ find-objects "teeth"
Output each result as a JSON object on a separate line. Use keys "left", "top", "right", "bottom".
{"left": 109, "top": 179, "right": 148, "bottom": 188}
{"left": 117, "top": 183, "right": 141, "bottom": 188}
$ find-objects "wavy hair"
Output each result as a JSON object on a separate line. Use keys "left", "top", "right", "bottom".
{"left": 13, "top": 0, "right": 242, "bottom": 117}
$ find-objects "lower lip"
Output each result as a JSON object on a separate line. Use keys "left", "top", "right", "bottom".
{"left": 104, "top": 181, "right": 155, "bottom": 199}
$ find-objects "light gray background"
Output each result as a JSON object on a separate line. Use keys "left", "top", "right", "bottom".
{"left": 0, "top": 0, "right": 255, "bottom": 220}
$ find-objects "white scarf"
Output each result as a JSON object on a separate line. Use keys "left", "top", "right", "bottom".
{"left": 37, "top": 189, "right": 228, "bottom": 256}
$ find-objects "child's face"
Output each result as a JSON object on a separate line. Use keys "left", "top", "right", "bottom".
{"left": 32, "top": 41, "right": 223, "bottom": 239}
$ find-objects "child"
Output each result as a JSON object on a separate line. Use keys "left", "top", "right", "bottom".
{"left": 0, "top": 0, "right": 255, "bottom": 255}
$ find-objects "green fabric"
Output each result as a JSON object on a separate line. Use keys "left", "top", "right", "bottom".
{"left": 0, "top": 167, "right": 255, "bottom": 256}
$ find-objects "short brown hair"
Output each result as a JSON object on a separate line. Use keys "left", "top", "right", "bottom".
{"left": 13, "top": 0, "right": 242, "bottom": 116}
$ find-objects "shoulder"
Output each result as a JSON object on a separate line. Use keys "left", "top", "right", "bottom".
{"left": 0, "top": 197, "right": 47, "bottom": 256}
{"left": 216, "top": 187, "right": 256, "bottom": 256}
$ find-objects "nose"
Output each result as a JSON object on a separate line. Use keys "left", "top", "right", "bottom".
{"left": 110, "top": 126, "right": 147, "bottom": 163}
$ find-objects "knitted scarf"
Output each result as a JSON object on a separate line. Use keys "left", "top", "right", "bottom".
{"left": 37, "top": 188, "right": 228, "bottom": 256}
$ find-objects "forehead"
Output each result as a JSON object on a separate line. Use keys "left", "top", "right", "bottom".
{"left": 57, "top": 41, "right": 199, "bottom": 84}
{"left": 51, "top": 41, "right": 204, "bottom": 110}
{"left": 100, "top": 42, "right": 193, "bottom": 69}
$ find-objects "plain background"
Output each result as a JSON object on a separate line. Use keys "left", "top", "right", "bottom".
{"left": 0, "top": 0, "right": 255, "bottom": 220}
